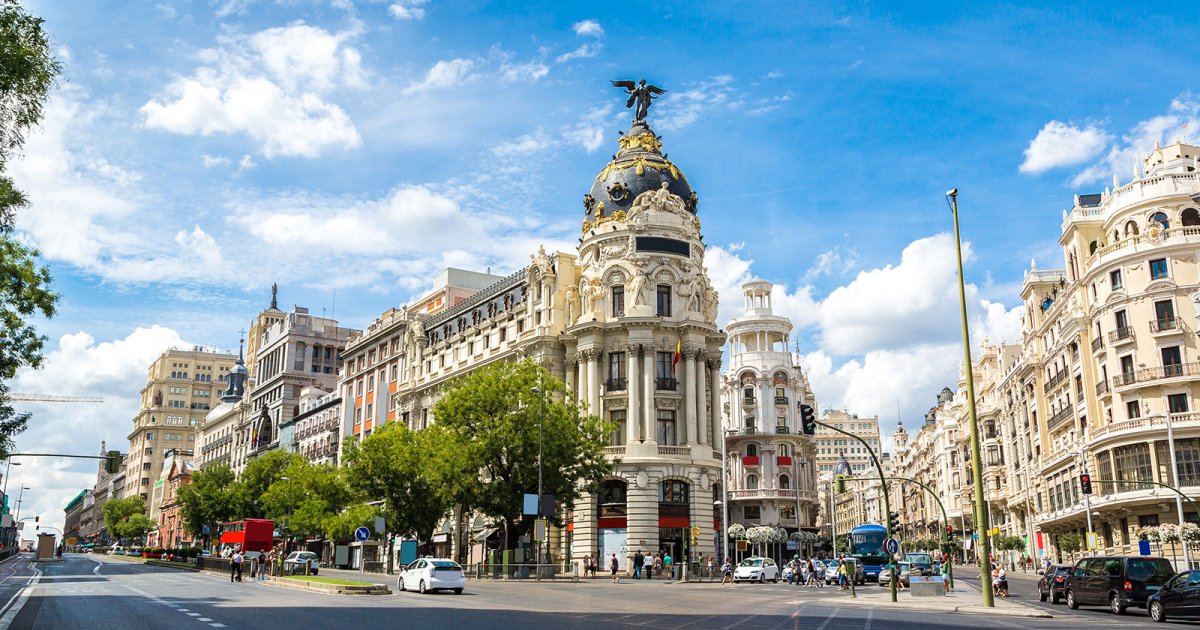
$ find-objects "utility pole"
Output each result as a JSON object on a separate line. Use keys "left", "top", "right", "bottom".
{"left": 1079, "top": 449, "right": 1094, "bottom": 557}
{"left": 948, "top": 188, "right": 994, "bottom": 608}
{"left": 1164, "top": 413, "right": 1192, "bottom": 569}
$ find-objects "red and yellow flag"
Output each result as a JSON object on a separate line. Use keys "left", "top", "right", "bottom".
{"left": 672, "top": 337, "right": 682, "bottom": 374}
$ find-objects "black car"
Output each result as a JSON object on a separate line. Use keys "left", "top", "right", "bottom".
{"left": 1149, "top": 570, "right": 1200, "bottom": 622}
{"left": 1039, "top": 565, "right": 1072, "bottom": 604}
{"left": 1065, "top": 555, "right": 1175, "bottom": 614}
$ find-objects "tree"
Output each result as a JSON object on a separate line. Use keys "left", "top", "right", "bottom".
{"left": 1057, "top": 532, "right": 1082, "bottom": 557}
{"left": 176, "top": 463, "right": 247, "bottom": 543}
{"left": 103, "top": 497, "right": 153, "bottom": 544}
{"left": 239, "top": 450, "right": 301, "bottom": 518}
{"left": 323, "top": 504, "right": 382, "bottom": 542}
{"left": 260, "top": 459, "right": 355, "bottom": 540}
{"left": 431, "top": 359, "right": 612, "bottom": 549}
{"left": 344, "top": 422, "right": 452, "bottom": 543}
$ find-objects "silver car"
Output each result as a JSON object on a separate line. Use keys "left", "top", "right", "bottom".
{"left": 283, "top": 551, "right": 319, "bottom": 575}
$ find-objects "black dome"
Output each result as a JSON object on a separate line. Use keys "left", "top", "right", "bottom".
{"left": 583, "top": 123, "right": 696, "bottom": 226}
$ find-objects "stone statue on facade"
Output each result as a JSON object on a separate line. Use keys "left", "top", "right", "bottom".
{"left": 584, "top": 277, "right": 604, "bottom": 317}
{"left": 626, "top": 181, "right": 688, "bottom": 224}
{"left": 628, "top": 267, "right": 649, "bottom": 308}
{"left": 678, "top": 273, "right": 699, "bottom": 313}
{"left": 564, "top": 285, "right": 578, "bottom": 322}
{"left": 703, "top": 286, "right": 719, "bottom": 321}
{"left": 531, "top": 245, "right": 553, "bottom": 276}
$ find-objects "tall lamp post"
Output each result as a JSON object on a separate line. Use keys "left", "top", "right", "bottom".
{"left": 948, "top": 188, "right": 994, "bottom": 608}
{"left": 531, "top": 379, "right": 545, "bottom": 577}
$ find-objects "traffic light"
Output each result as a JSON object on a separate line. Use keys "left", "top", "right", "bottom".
{"left": 105, "top": 450, "right": 121, "bottom": 474}
{"left": 888, "top": 511, "right": 900, "bottom": 533}
{"left": 835, "top": 474, "right": 846, "bottom": 494}
{"left": 1080, "top": 473, "right": 1092, "bottom": 495}
{"left": 800, "top": 404, "right": 816, "bottom": 435}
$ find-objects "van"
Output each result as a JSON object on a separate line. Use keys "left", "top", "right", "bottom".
{"left": 1064, "top": 555, "right": 1175, "bottom": 614}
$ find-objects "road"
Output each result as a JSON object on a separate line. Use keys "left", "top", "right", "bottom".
{"left": 0, "top": 554, "right": 1172, "bottom": 629}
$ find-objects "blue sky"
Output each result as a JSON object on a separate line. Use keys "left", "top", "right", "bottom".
{"left": 9, "top": 0, "right": 1200, "bottom": 529}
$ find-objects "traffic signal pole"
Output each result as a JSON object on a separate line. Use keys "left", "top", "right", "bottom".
{"left": 845, "top": 475, "right": 954, "bottom": 590}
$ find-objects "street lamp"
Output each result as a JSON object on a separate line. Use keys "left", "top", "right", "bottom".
{"left": 948, "top": 188, "right": 994, "bottom": 608}
{"left": 2, "top": 461, "right": 19, "bottom": 503}
{"left": 14, "top": 486, "right": 30, "bottom": 523}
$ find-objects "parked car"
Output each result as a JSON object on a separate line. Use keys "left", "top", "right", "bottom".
{"left": 1038, "top": 564, "right": 1072, "bottom": 604}
{"left": 733, "top": 557, "right": 779, "bottom": 583}
{"left": 1065, "top": 555, "right": 1174, "bottom": 614}
{"left": 398, "top": 558, "right": 465, "bottom": 594}
{"left": 878, "top": 561, "right": 914, "bottom": 587}
{"left": 903, "top": 553, "right": 934, "bottom": 576}
{"left": 1149, "top": 569, "right": 1200, "bottom": 622}
{"left": 824, "top": 558, "right": 865, "bottom": 585}
{"left": 282, "top": 551, "right": 319, "bottom": 575}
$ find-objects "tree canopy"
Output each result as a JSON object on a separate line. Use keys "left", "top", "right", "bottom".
{"left": 344, "top": 422, "right": 453, "bottom": 542}
{"left": 102, "top": 497, "right": 156, "bottom": 543}
{"left": 176, "top": 463, "right": 247, "bottom": 539}
{"left": 260, "top": 458, "right": 356, "bottom": 540}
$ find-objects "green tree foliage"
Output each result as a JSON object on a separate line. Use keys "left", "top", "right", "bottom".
{"left": 103, "top": 497, "right": 153, "bottom": 542}
{"left": 344, "top": 422, "right": 451, "bottom": 542}
{"left": 239, "top": 450, "right": 301, "bottom": 518}
{"left": 260, "top": 459, "right": 355, "bottom": 540}
{"left": 431, "top": 359, "right": 612, "bottom": 547}
{"left": 323, "top": 504, "right": 382, "bottom": 542}
{"left": 176, "top": 463, "right": 247, "bottom": 540}
{"left": 1057, "top": 532, "right": 1082, "bottom": 555}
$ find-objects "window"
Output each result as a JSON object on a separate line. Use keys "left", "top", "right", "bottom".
{"left": 1120, "top": 354, "right": 1134, "bottom": 378}
{"left": 656, "top": 352, "right": 675, "bottom": 390}
{"left": 1126, "top": 400, "right": 1141, "bottom": 419}
{"left": 1150, "top": 258, "right": 1169, "bottom": 279}
{"left": 778, "top": 443, "right": 790, "bottom": 457}
{"left": 656, "top": 409, "right": 677, "bottom": 445}
{"left": 746, "top": 444, "right": 757, "bottom": 457}
{"left": 609, "top": 410, "right": 626, "bottom": 446}
{"left": 1155, "top": 300, "right": 1176, "bottom": 329}
{"left": 1171, "top": 439, "right": 1200, "bottom": 486}
{"left": 611, "top": 285, "right": 624, "bottom": 317}
{"left": 743, "top": 505, "right": 761, "bottom": 520}
{"left": 658, "top": 479, "right": 688, "bottom": 504}
{"left": 1114, "top": 443, "right": 1154, "bottom": 490}
{"left": 1110, "top": 269, "right": 1122, "bottom": 290}
{"left": 656, "top": 284, "right": 671, "bottom": 317}
{"left": 1163, "top": 346, "right": 1183, "bottom": 376}
{"left": 747, "top": 474, "right": 758, "bottom": 490}
{"left": 146, "top": 432, "right": 155, "bottom": 439}
{"left": 779, "top": 474, "right": 790, "bottom": 489}
{"left": 1152, "top": 211, "right": 1170, "bottom": 229}
{"left": 607, "top": 352, "right": 626, "bottom": 389}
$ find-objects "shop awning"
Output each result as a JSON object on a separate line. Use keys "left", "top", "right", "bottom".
{"left": 473, "top": 527, "right": 498, "bottom": 543}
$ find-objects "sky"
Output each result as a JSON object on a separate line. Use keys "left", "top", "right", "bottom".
{"left": 8, "top": 0, "right": 1200, "bottom": 534}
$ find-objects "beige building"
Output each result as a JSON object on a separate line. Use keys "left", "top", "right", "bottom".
{"left": 721, "top": 280, "right": 820, "bottom": 552}
{"left": 814, "top": 410, "right": 883, "bottom": 539}
{"left": 125, "top": 347, "right": 237, "bottom": 500}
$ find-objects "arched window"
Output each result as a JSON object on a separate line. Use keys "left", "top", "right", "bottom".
{"left": 747, "top": 475, "right": 759, "bottom": 490}
{"left": 658, "top": 480, "right": 689, "bottom": 504}
{"left": 779, "top": 474, "right": 790, "bottom": 489}
{"left": 778, "top": 443, "right": 791, "bottom": 457}
{"left": 1125, "top": 221, "right": 1140, "bottom": 236}
{"left": 1151, "top": 211, "right": 1170, "bottom": 229}
{"left": 1183, "top": 208, "right": 1200, "bottom": 226}
{"left": 746, "top": 444, "right": 758, "bottom": 457}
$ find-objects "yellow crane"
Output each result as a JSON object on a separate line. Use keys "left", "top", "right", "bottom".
{"left": 8, "top": 393, "right": 103, "bottom": 403}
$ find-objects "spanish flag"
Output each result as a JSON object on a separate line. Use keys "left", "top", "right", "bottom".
{"left": 672, "top": 337, "right": 682, "bottom": 375}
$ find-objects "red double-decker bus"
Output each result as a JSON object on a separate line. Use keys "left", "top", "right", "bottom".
{"left": 218, "top": 519, "right": 274, "bottom": 553}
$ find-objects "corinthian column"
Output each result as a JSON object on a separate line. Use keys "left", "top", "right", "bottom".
{"left": 696, "top": 351, "right": 708, "bottom": 446}
{"left": 590, "top": 351, "right": 603, "bottom": 416}
{"left": 627, "top": 346, "right": 641, "bottom": 443}
{"left": 709, "top": 358, "right": 722, "bottom": 447}
{"left": 643, "top": 351, "right": 656, "bottom": 444}
{"left": 684, "top": 349, "right": 697, "bottom": 445}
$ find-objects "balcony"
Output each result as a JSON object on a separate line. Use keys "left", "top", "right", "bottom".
{"left": 657, "top": 445, "right": 689, "bottom": 456}
{"left": 741, "top": 395, "right": 756, "bottom": 407}
{"left": 1095, "top": 379, "right": 1110, "bottom": 397}
{"left": 1091, "top": 336, "right": 1104, "bottom": 353}
{"left": 774, "top": 396, "right": 788, "bottom": 406}
{"left": 775, "top": 425, "right": 791, "bottom": 434}
{"left": 605, "top": 377, "right": 627, "bottom": 392}
{"left": 1047, "top": 406, "right": 1075, "bottom": 431}
{"left": 1108, "top": 327, "right": 1134, "bottom": 346}
{"left": 604, "top": 446, "right": 626, "bottom": 457}
{"left": 1042, "top": 370, "right": 1067, "bottom": 394}
{"left": 777, "top": 456, "right": 793, "bottom": 466}
{"left": 742, "top": 455, "right": 760, "bottom": 467}
{"left": 656, "top": 377, "right": 678, "bottom": 391}
{"left": 1150, "top": 317, "right": 1185, "bottom": 335}
{"left": 1112, "top": 361, "right": 1200, "bottom": 388}
{"left": 728, "top": 488, "right": 803, "bottom": 501}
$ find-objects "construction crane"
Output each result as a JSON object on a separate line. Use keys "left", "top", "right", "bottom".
{"left": 7, "top": 393, "right": 103, "bottom": 403}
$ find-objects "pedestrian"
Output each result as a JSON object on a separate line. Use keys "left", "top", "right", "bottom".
{"left": 230, "top": 549, "right": 243, "bottom": 582}
{"left": 721, "top": 558, "right": 734, "bottom": 587}
{"left": 583, "top": 555, "right": 591, "bottom": 579}
{"left": 785, "top": 557, "right": 797, "bottom": 584}
{"left": 663, "top": 552, "right": 673, "bottom": 580}
{"left": 941, "top": 557, "right": 951, "bottom": 593}
{"left": 610, "top": 553, "right": 620, "bottom": 584}
{"left": 707, "top": 556, "right": 716, "bottom": 580}
{"left": 643, "top": 552, "right": 654, "bottom": 581}
{"left": 632, "top": 550, "right": 643, "bottom": 580}
{"left": 654, "top": 553, "right": 663, "bottom": 578}
{"left": 997, "top": 566, "right": 1009, "bottom": 597}
{"left": 837, "top": 558, "right": 849, "bottom": 590}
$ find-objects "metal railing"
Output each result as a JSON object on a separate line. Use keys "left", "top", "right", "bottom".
{"left": 774, "top": 396, "right": 788, "bottom": 405}
{"left": 1112, "top": 361, "right": 1200, "bottom": 387}
{"left": 1043, "top": 370, "right": 1067, "bottom": 394}
{"left": 1091, "top": 336, "right": 1104, "bottom": 352}
{"left": 464, "top": 562, "right": 577, "bottom": 581}
{"left": 1150, "top": 317, "right": 1184, "bottom": 333}
{"left": 1108, "top": 327, "right": 1134, "bottom": 344}
{"left": 1095, "top": 379, "right": 1110, "bottom": 396}
{"left": 605, "top": 378, "right": 627, "bottom": 391}
{"left": 1047, "top": 406, "right": 1074, "bottom": 430}
{"left": 655, "top": 378, "right": 678, "bottom": 391}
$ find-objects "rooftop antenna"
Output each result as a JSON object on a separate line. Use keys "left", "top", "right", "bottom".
{"left": 331, "top": 290, "right": 336, "bottom": 321}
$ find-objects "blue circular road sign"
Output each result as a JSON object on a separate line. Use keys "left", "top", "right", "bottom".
{"left": 885, "top": 538, "right": 900, "bottom": 555}
{"left": 355, "top": 526, "right": 370, "bottom": 542}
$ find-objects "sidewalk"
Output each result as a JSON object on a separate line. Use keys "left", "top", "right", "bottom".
{"left": 823, "top": 583, "right": 1051, "bottom": 618}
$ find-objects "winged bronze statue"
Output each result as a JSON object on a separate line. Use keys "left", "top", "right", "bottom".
{"left": 611, "top": 79, "right": 666, "bottom": 124}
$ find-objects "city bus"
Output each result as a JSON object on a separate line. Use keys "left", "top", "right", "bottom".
{"left": 218, "top": 519, "right": 274, "bottom": 554}
{"left": 848, "top": 524, "right": 889, "bottom": 583}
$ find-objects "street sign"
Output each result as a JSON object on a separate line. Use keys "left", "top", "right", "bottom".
{"left": 523, "top": 493, "right": 538, "bottom": 515}
{"left": 354, "top": 526, "right": 370, "bottom": 542}
{"left": 1086, "top": 532, "right": 1098, "bottom": 550}
{"left": 66, "top": 537, "right": 77, "bottom": 546}
{"left": 1139, "top": 540, "right": 1152, "bottom": 556}
{"left": 374, "top": 516, "right": 386, "bottom": 534}
{"left": 533, "top": 519, "right": 547, "bottom": 542}
{"left": 885, "top": 538, "right": 899, "bottom": 555}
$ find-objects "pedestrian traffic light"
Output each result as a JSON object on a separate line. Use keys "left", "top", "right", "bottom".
{"left": 835, "top": 474, "right": 846, "bottom": 494}
{"left": 105, "top": 450, "right": 121, "bottom": 474}
{"left": 800, "top": 404, "right": 816, "bottom": 435}
{"left": 1080, "top": 473, "right": 1092, "bottom": 495}
{"left": 888, "top": 511, "right": 900, "bottom": 533}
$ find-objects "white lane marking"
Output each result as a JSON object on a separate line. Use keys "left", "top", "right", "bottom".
{"left": 210, "top": 624, "right": 226, "bottom": 628}
{"left": 198, "top": 618, "right": 212, "bottom": 621}
{"left": 864, "top": 608, "right": 872, "bottom": 630}
{"left": 186, "top": 612, "right": 200, "bottom": 616}
{"left": 0, "top": 558, "right": 41, "bottom": 627}
{"left": 813, "top": 606, "right": 839, "bottom": 630}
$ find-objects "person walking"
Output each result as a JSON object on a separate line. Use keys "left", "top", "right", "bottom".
{"left": 837, "top": 558, "right": 849, "bottom": 591}
{"left": 643, "top": 552, "right": 654, "bottom": 581}
{"left": 721, "top": 559, "right": 734, "bottom": 587}
{"left": 230, "top": 549, "right": 243, "bottom": 582}
{"left": 632, "top": 551, "right": 643, "bottom": 580}
{"left": 610, "top": 553, "right": 620, "bottom": 584}
{"left": 583, "top": 555, "right": 591, "bottom": 579}
{"left": 663, "top": 552, "right": 673, "bottom": 580}
{"left": 941, "top": 557, "right": 951, "bottom": 593}
{"left": 654, "top": 553, "right": 663, "bottom": 579}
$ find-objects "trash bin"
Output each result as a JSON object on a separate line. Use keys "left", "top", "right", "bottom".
{"left": 910, "top": 575, "right": 945, "bottom": 597}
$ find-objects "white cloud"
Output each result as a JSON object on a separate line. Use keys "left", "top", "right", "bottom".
{"left": 492, "top": 132, "right": 549, "bottom": 157}
{"left": 500, "top": 60, "right": 549, "bottom": 82}
{"left": 804, "top": 246, "right": 858, "bottom": 281}
{"left": 202, "top": 154, "right": 230, "bottom": 167}
{"left": 403, "top": 58, "right": 475, "bottom": 94}
{"left": 389, "top": 0, "right": 429, "bottom": 20}
{"left": 11, "top": 326, "right": 192, "bottom": 536}
{"left": 1069, "top": 95, "right": 1200, "bottom": 187}
{"left": 556, "top": 43, "right": 602, "bottom": 63}
{"left": 140, "top": 23, "right": 364, "bottom": 158}
{"left": 1019, "top": 120, "right": 1111, "bottom": 175}
{"left": 563, "top": 105, "right": 614, "bottom": 153}
{"left": 707, "top": 244, "right": 820, "bottom": 334}
{"left": 572, "top": 20, "right": 604, "bottom": 38}
{"left": 655, "top": 76, "right": 737, "bottom": 131}
{"left": 238, "top": 154, "right": 257, "bottom": 170}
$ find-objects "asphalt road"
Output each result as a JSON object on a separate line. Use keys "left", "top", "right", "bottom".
{"left": 0, "top": 554, "right": 1177, "bottom": 629}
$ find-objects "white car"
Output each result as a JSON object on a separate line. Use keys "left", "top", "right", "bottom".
{"left": 733, "top": 557, "right": 779, "bottom": 583}
{"left": 398, "top": 558, "right": 465, "bottom": 594}
{"left": 283, "top": 551, "right": 319, "bottom": 575}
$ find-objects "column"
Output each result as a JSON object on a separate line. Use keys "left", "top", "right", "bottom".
{"left": 627, "top": 480, "right": 659, "bottom": 567}
{"left": 577, "top": 353, "right": 588, "bottom": 408}
{"left": 710, "top": 359, "right": 722, "bottom": 448}
{"left": 684, "top": 351, "right": 697, "bottom": 445}
{"left": 590, "top": 351, "right": 603, "bottom": 417}
{"left": 696, "top": 353, "right": 708, "bottom": 446}
{"left": 643, "top": 352, "right": 656, "bottom": 444}
{"left": 627, "top": 347, "right": 641, "bottom": 443}
{"left": 565, "top": 359, "right": 576, "bottom": 404}
{"left": 583, "top": 351, "right": 596, "bottom": 414}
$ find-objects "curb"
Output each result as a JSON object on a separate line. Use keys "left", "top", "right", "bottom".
{"left": 266, "top": 578, "right": 391, "bottom": 596}
{"left": 144, "top": 559, "right": 201, "bottom": 572}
